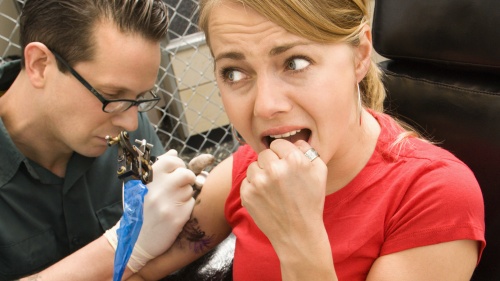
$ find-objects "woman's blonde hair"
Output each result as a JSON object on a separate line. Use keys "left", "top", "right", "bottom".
{"left": 198, "top": 0, "right": 386, "bottom": 113}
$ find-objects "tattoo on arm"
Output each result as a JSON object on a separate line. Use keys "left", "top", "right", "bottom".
{"left": 177, "top": 217, "right": 213, "bottom": 254}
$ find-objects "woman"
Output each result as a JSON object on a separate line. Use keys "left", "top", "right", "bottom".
{"left": 130, "top": 0, "right": 485, "bottom": 280}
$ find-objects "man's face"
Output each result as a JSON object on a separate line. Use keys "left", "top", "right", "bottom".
{"left": 45, "top": 21, "right": 161, "bottom": 157}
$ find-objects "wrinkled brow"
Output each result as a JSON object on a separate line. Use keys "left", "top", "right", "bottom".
{"left": 215, "top": 41, "right": 311, "bottom": 62}
{"left": 269, "top": 41, "right": 310, "bottom": 56}
{"left": 215, "top": 51, "right": 245, "bottom": 62}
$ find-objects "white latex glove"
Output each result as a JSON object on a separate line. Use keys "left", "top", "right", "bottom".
{"left": 105, "top": 149, "right": 196, "bottom": 272}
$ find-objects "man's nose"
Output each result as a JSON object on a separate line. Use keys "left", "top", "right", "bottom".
{"left": 111, "top": 106, "right": 140, "bottom": 132}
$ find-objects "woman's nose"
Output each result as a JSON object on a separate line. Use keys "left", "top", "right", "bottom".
{"left": 252, "top": 75, "right": 292, "bottom": 119}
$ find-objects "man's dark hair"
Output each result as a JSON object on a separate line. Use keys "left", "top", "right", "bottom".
{"left": 19, "top": 0, "right": 169, "bottom": 70}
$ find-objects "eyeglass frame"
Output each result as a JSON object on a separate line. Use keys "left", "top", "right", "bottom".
{"left": 49, "top": 49, "right": 161, "bottom": 113}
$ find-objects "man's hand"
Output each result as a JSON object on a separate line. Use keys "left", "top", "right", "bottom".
{"left": 105, "top": 149, "right": 196, "bottom": 272}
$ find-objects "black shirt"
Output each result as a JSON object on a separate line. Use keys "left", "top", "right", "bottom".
{"left": 0, "top": 113, "right": 164, "bottom": 280}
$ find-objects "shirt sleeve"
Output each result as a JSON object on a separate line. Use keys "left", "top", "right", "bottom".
{"left": 381, "top": 156, "right": 486, "bottom": 260}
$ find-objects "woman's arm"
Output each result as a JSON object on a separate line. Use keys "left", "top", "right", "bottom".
{"left": 367, "top": 239, "right": 479, "bottom": 281}
{"left": 128, "top": 156, "right": 234, "bottom": 281}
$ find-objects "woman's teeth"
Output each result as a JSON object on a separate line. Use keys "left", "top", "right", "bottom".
{"left": 270, "top": 129, "right": 301, "bottom": 139}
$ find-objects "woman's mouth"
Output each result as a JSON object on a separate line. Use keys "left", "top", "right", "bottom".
{"left": 263, "top": 129, "right": 312, "bottom": 148}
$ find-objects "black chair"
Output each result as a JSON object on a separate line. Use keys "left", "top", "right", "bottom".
{"left": 372, "top": 0, "right": 500, "bottom": 280}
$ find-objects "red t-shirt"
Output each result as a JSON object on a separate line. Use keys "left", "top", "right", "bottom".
{"left": 225, "top": 111, "right": 485, "bottom": 280}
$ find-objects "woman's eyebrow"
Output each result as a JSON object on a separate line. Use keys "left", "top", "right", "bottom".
{"left": 214, "top": 51, "right": 245, "bottom": 62}
{"left": 214, "top": 41, "right": 311, "bottom": 62}
{"left": 269, "top": 41, "right": 311, "bottom": 56}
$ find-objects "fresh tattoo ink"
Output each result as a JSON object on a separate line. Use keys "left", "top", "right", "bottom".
{"left": 177, "top": 217, "right": 213, "bottom": 253}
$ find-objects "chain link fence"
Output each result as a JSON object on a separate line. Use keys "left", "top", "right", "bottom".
{"left": 0, "top": 0, "right": 238, "bottom": 166}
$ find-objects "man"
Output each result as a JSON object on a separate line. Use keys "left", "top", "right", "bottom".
{"left": 0, "top": 0, "right": 196, "bottom": 279}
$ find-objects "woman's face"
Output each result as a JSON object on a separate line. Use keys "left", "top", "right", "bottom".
{"left": 209, "top": 1, "right": 366, "bottom": 165}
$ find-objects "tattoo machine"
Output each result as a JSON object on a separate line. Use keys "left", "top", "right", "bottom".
{"left": 105, "top": 131, "right": 156, "bottom": 185}
{"left": 105, "top": 131, "right": 155, "bottom": 281}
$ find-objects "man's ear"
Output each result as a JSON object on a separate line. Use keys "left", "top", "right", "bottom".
{"left": 354, "top": 24, "right": 373, "bottom": 83}
{"left": 23, "top": 42, "right": 54, "bottom": 89}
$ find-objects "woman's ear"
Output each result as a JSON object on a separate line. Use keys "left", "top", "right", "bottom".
{"left": 23, "top": 42, "right": 54, "bottom": 89}
{"left": 354, "top": 24, "right": 373, "bottom": 83}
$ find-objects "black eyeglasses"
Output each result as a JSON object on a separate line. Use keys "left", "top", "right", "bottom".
{"left": 50, "top": 50, "right": 160, "bottom": 113}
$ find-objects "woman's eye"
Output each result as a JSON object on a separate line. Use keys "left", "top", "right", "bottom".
{"left": 286, "top": 57, "right": 310, "bottom": 71}
{"left": 221, "top": 68, "right": 245, "bottom": 83}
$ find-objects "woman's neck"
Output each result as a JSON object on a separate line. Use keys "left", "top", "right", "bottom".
{"left": 325, "top": 109, "right": 381, "bottom": 195}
